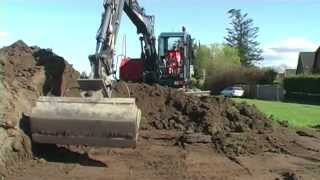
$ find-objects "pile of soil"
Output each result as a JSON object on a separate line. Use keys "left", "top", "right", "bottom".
{"left": 114, "top": 82, "right": 271, "bottom": 133}
{"left": 0, "top": 40, "right": 80, "bottom": 97}
{"left": 0, "top": 41, "right": 80, "bottom": 172}
{"left": 113, "top": 82, "right": 320, "bottom": 158}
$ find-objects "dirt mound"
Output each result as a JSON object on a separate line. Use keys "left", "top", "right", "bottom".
{"left": 113, "top": 83, "right": 272, "bottom": 153}
{"left": 0, "top": 40, "right": 80, "bottom": 170}
{"left": 0, "top": 40, "right": 80, "bottom": 97}
{"left": 113, "top": 82, "right": 320, "bottom": 158}
{"left": 114, "top": 82, "right": 271, "bottom": 132}
{"left": 32, "top": 48, "right": 80, "bottom": 97}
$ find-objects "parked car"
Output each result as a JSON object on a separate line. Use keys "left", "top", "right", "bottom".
{"left": 221, "top": 86, "right": 245, "bottom": 97}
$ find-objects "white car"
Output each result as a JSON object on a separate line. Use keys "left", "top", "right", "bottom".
{"left": 221, "top": 86, "right": 245, "bottom": 97}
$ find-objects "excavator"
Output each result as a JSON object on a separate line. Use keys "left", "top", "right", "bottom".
{"left": 29, "top": 0, "right": 194, "bottom": 148}
{"left": 120, "top": 27, "right": 194, "bottom": 88}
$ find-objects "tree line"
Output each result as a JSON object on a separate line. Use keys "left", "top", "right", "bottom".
{"left": 192, "top": 9, "right": 277, "bottom": 92}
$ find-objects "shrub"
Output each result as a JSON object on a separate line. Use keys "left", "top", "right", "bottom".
{"left": 193, "top": 44, "right": 241, "bottom": 88}
{"left": 205, "top": 67, "right": 277, "bottom": 93}
{"left": 193, "top": 43, "right": 277, "bottom": 92}
{"left": 259, "top": 68, "right": 278, "bottom": 84}
{"left": 283, "top": 76, "right": 320, "bottom": 94}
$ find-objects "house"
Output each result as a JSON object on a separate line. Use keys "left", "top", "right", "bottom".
{"left": 296, "top": 47, "right": 320, "bottom": 75}
{"left": 296, "top": 52, "right": 316, "bottom": 75}
{"left": 313, "top": 47, "right": 320, "bottom": 73}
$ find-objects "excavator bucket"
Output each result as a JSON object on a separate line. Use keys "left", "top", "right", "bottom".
{"left": 30, "top": 96, "right": 141, "bottom": 148}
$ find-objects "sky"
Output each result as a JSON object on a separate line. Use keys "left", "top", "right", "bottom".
{"left": 1, "top": 0, "right": 320, "bottom": 73}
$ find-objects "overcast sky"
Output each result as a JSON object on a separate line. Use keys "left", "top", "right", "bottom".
{"left": 1, "top": 0, "right": 320, "bottom": 72}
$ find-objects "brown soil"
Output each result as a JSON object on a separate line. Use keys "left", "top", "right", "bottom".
{"left": 1, "top": 41, "right": 320, "bottom": 180}
{"left": 0, "top": 41, "right": 80, "bottom": 175}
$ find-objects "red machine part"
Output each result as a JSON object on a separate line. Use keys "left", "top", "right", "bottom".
{"left": 120, "top": 58, "right": 144, "bottom": 82}
{"left": 120, "top": 50, "right": 184, "bottom": 85}
{"left": 164, "top": 50, "right": 182, "bottom": 76}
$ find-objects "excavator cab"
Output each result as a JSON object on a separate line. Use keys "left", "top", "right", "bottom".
{"left": 158, "top": 29, "right": 193, "bottom": 88}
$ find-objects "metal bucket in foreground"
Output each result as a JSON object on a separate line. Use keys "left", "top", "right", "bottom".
{"left": 30, "top": 97, "right": 141, "bottom": 148}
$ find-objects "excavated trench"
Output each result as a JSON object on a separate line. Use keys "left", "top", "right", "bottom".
{"left": 1, "top": 41, "right": 320, "bottom": 180}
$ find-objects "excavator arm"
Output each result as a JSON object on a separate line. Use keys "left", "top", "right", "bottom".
{"left": 90, "top": 0, "right": 157, "bottom": 95}
{"left": 124, "top": 1, "right": 158, "bottom": 78}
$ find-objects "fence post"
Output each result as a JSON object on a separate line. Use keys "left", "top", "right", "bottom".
{"left": 276, "top": 86, "right": 280, "bottom": 101}
{"left": 256, "top": 85, "right": 259, "bottom": 99}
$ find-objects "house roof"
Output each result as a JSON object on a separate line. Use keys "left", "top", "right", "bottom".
{"left": 297, "top": 52, "right": 315, "bottom": 73}
{"left": 314, "top": 47, "right": 320, "bottom": 70}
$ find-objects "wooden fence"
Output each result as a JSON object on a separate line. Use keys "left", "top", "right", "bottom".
{"left": 238, "top": 84, "right": 285, "bottom": 101}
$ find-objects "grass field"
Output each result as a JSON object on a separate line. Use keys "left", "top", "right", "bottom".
{"left": 233, "top": 98, "right": 320, "bottom": 127}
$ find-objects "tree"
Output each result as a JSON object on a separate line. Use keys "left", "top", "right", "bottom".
{"left": 192, "top": 44, "right": 241, "bottom": 88}
{"left": 259, "top": 68, "right": 278, "bottom": 84}
{"left": 210, "top": 44, "right": 241, "bottom": 66}
{"left": 193, "top": 44, "right": 241, "bottom": 78}
{"left": 193, "top": 44, "right": 212, "bottom": 80}
{"left": 225, "top": 9, "right": 263, "bottom": 67}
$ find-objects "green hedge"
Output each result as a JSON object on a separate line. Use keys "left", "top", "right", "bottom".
{"left": 285, "top": 92, "right": 320, "bottom": 105}
{"left": 283, "top": 76, "right": 320, "bottom": 94}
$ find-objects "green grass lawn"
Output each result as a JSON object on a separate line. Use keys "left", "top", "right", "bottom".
{"left": 233, "top": 98, "right": 320, "bottom": 127}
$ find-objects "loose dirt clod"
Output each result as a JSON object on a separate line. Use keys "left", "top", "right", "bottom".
{"left": 0, "top": 120, "right": 16, "bottom": 129}
{"left": 281, "top": 171, "right": 301, "bottom": 180}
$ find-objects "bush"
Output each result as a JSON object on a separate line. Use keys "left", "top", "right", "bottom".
{"left": 193, "top": 43, "right": 277, "bottom": 92}
{"left": 205, "top": 67, "right": 277, "bottom": 93}
{"left": 190, "top": 77, "right": 205, "bottom": 89}
{"left": 283, "top": 76, "right": 320, "bottom": 94}
{"left": 259, "top": 68, "right": 278, "bottom": 84}
{"left": 285, "top": 92, "right": 320, "bottom": 105}
{"left": 193, "top": 44, "right": 241, "bottom": 87}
